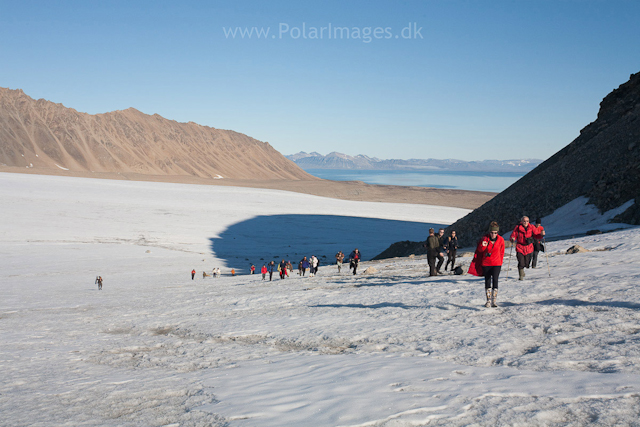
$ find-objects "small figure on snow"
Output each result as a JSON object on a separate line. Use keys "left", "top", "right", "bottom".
{"left": 267, "top": 261, "right": 276, "bottom": 281}
{"left": 444, "top": 230, "right": 459, "bottom": 271}
{"left": 191, "top": 269, "right": 196, "bottom": 280}
{"left": 335, "top": 251, "right": 344, "bottom": 273}
{"left": 424, "top": 228, "right": 439, "bottom": 276}
{"left": 349, "top": 249, "right": 361, "bottom": 275}
{"left": 436, "top": 228, "right": 446, "bottom": 274}
{"left": 261, "top": 264, "right": 267, "bottom": 280}
{"left": 310, "top": 255, "right": 319, "bottom": 277}
{"left": 300, "top": 257, "right": 310, "bottom": 276}
{"left": 250, "top": 264, "right": 256, "bottom": 274}
{"left": 95, "top": 276, "right": 103, "bottom": 290}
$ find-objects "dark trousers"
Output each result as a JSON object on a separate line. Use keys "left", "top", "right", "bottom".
{"left": 445, "top": 250, "right": 456, "bottom": 270}
{"left": 427, "top": 253, "right": 437, "bottom": 276}
{"left": 517, "top": 252, "right": 532, "bottom": 269}
{"left": 483, "top": 265, "right": 501, "bottom": 289}
{"left": 436, "top": 253, "right": 444, "bottom": 272}
{"left": 269, "top": 272, "right": 273, "bottom": 281}
{"left": 262, "top": 273, "right": 266, "bottom": 280}
{"left": 531, "top": 250, "right": 540, "bottom": 268}
{"left": 351, "top": 260, "right": 359, "bottom": 275}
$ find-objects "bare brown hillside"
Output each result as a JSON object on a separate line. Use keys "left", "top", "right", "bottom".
{"left": 0, "top": 87, "right": 314, "bottom": 180}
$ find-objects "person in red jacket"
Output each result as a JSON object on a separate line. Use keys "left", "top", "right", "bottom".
{"left": 261, "top": 264, "right": 267, "bottom": 280}
{"left": 191, "top": 269, "right": 196, "bottom": 280}
{"left": 468, "top": 221, "right": 505, "bottom": 307}
{"left": 510, "top": 216, "right": 545, "bottom": 280}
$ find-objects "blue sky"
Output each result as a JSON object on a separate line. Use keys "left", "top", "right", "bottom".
{"left": 1, "top": 0, "right": 639, "bottom": 161}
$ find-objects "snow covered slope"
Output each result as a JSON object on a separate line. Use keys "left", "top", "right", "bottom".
{"left": 2, "top": 172, "right": 640, "bottom": 426}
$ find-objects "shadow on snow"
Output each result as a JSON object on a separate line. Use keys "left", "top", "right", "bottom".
{"left": 535, "top": 299, "right": 640, "bottom": 310}
{"left": 311, "top": 302, "right": 423, "bottom": 310}
{"left": 209, "top": 214, "right": 443, "bottom": 274}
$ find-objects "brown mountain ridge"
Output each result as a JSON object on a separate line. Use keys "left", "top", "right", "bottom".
{"left": 0, "top": 87, "right": 496, "bottom": 210}
{"left": 0, "top": 87, "right": 314, "bottom": 180}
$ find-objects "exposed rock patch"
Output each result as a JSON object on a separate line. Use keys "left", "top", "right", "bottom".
{"left": 567, "top": 245, "right": 590, "bottom": 254}
{"left": 362, "top": 267, "right": 378, "bottom": 275}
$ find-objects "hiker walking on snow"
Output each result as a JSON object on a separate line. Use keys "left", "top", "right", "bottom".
{"left": 310, "top": 255, "right": 319, "bottom": 277}
{"left": 444, "top": 230, "right": 459, "bottom": 271}
{"left": 301, "top": 256, "right": 310, "bottom": 276}
{"left": 267, "top": 261, "right": 275, "bottom": 281}
{"left": 510, "top": 216, "right": 544, "bottom": 280}
{"left": 531, "top": 218, "right": 545, "bottom": 268}
{"left": 349, "top": 249, "right": 361, "bottom": 275}
{"left": 95, "top": 276, "right": 103, "bottom": 290}
{"left": 279, "top": 259, "right": 287, "bottom": 279}
{"left": 336, "top": 251, "right": 344, "bottom": 273}
{"left": 424, "top": 228, "right": 440, "bottom": 276}
{"left": 191, "top": 269, "right": 196, "bottom": 280}
{"left": 468, "top": 221, "right": 505, "bottom": 307}
{"left": 261, "top": 264, "right": 267, "bottom": 280}
{"left": 436, "top": 228, "right": 446, "bottom": 274}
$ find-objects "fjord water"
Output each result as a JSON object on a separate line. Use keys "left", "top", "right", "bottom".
{"left": 305, "top": 169, "right": 525, "bottom": 192}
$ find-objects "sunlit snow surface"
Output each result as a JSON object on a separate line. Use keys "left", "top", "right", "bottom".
{"left": 2, "top": 173, "right": 640, "bottom": 426}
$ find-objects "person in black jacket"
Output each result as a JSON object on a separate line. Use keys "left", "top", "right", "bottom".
{"left": 424, "top": 228, "right": 440, "bottom": 276}
{"left": 349, "top": 249, "right": 361, "bottom": 275}
{"left": 279, "top": 259, "right": 287, "bottom": 279}
{"left": 436, "top": 228, "right": 446, "bottom": 274}
{"left": 267, "top": 261, "right": 276, "bottom": 281}
{"left": 444, "top": 230, "right": 459, "bottom": 271}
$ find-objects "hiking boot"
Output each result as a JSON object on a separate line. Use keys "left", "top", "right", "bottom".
{"left": 491, "top": 289, "right": 498, "bottom": 307}
{"left": 518, "top": 268, "right": 525, "bottom": 281}
{"left": 485, "top": 288, "right": 492, "bottom": 308}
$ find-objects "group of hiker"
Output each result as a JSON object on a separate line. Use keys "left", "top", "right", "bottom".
{"left": 466, "top": 216, "right": 546, "bottom": 307}
{"left": 424, "top": 217, "right": 546, "bottom": 307}
{"left": 103, "top": 219, "right": 546, "bottom": 304}
{"left": 424, "top": 228, "right": 460, "bottom": 277}
{"left": 256, "top": 249, "right": 361, "bottom": 281}
{"left": 259, "top": 259, "right": 294, "bottom": 281}
{"left": 178, "top": 216, "right": 545, "bottom": 311}
{"left": 335, "top": 249, "right": 361, "bottom": 275}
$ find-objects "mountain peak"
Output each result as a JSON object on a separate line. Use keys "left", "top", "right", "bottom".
{"left": 0, "top": 88, "right": 315, "bottom": 181}
{"left": 286, "top": 152, "right": 543, "bottom": 173}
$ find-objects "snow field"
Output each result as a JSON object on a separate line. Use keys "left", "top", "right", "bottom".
{"left": 2, "top": 172, "right": 640, "bottom": 426}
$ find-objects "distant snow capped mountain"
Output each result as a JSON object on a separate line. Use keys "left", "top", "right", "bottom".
{"left": 286, "top": 152, "right": 542, "bottom": 173}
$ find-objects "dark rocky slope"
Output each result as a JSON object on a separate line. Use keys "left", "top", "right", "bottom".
{"left": 375, "top": 71, "right": 640, "bottom": 258}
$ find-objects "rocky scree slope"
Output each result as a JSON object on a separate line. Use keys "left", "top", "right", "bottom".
{"left": 375, "top": 71, "right": 640, "bottom": 258}
{"left": 0, "top": 88, "right": 314, "bottom": 180}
